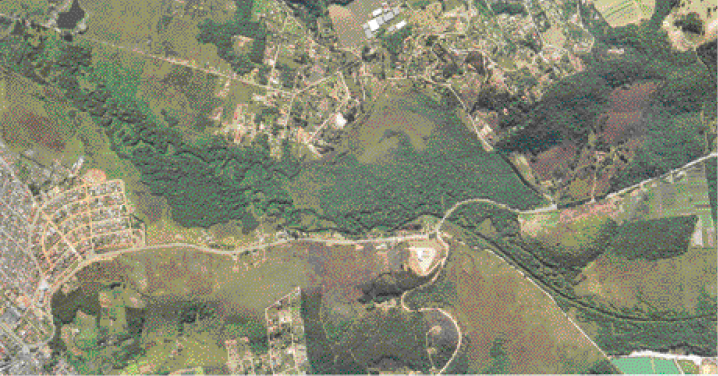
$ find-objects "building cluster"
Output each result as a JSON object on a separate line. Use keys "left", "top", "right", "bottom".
{"left": 362, "top": 4, "right": 404, "bottom": 39}
{"left": 0, "top": 143, "right": 51, "bottom": 374}
{"left": 224, "top": 337, "right": 272, "bottom": 375}
{"left": 31, "top": 177, "right": 144, "bottom": 297}
{"left": 0, "top": 140, "right": 146, "bottom": 374}
{"left": 265, "top": 287, "right": 308, "bottom": 375}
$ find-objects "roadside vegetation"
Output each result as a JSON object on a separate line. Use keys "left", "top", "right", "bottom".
{"left": 444, "top": 201, "right": 717, "bottom": 356}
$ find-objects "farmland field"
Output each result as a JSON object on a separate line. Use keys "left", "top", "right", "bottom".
{"left": 612, "top": 357, "right": 680, "bottom": 374}
{"left": 593, "top": 0, "right": 654, "bottom": 26}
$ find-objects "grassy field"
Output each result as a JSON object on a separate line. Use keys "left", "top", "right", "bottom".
{"left": 404, "top": 228, "right": 613, "bottom": 374}
{"left": 51, "top": 241, "right": 442, "bottom": 373}
{"left": 678, "top": 359, "right": 700, "bottom": 374}
{"left": 80, "top": 0, "right": 235, "bottom": 66}
{"left": 520, "top": 208, "right": 617, "bottom": 268}
{"left": 0, "top": 71, "right": 81, "bottom": 166}
{"left": 574, "top": 241, "right": 716, "bottom": 318}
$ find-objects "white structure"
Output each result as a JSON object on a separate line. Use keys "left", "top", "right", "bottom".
{"left": 411, "top": 247, "right": 437, "bottom": 275}
{"left": 372, "top": 8, "right": 383, "bottom": 17}
{"left": 335, "top": 113, "right": 347, "bottom": 128}
{"left": 395, "top": 20, "right": 407, "bottom": 30}
{"left": 367, "top": 18, "right": 381, "bottom": 32}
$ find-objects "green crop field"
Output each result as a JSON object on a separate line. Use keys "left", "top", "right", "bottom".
{"left": 593, "top": 0, "right": 648, "bottom": 26}
{"left": 612, "top": 357, "right": 680, "bottom": 374}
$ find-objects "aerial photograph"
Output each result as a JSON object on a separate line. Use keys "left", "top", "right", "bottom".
{"left": 0, "top": 0, "right": 714, "bottom": 374}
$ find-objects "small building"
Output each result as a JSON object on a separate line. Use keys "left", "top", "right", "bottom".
{"left": 367, "top": 18, "right": 381, "bottom": 32}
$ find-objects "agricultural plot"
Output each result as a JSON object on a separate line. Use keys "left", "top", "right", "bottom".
{"left": 520, "top": 157, "right": 717, "bottom": 338}
{"left": 613, "top": 160, "right": 715, "bottom": 247}
{"left": 593, "top": 0, "right": 648, "bottom": 26}
{"left": 612, "top": 357, "right": 680, "bottom": 374}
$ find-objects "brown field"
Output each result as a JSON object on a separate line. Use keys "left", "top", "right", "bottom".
{"left": 405, "top": 228, "right": 611, "bottom": 373}
{"left": 328, "top": 5, "right": 365, "bottom": 49}
{"left": 599, "top": 81, "right": 659, "bottom": 144}
{"left": 1, "top": 107, "right": 65, "bottom": 152}
{"left": 529, "top": 142, "right": 578, "bottom": 182}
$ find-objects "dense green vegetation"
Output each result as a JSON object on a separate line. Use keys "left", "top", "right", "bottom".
{"left": 576, "top": 302, "right": 717, "bottom": 356}
{"left": 610, "top": 112, "right": 707, "bottom": 188}
{"left": 296, "top": 91, "right": 544, "bottom": 235}
{"left": 497, "top": 0, "right": 715, "bottom": 191}
{"left": 491, "top": 2, "right": 527, "bottom": 16}
{"left": 674, "top": 12, "right": 704, "bottom": 35}
{"left": 338, "top": 308, "right": 432, "bottom": 373}
{"left": 285, "top": 0, "right": 353, "bottom": 32}
{"left": 482, "top": 337, "right": 510, "bottom": 373}
{"left": 607, "top": 215, "right": 697, "bottom": 261}
{"left": 196, "top": 0, "right": 268, "bottom": 74}
{"left": 706, "top": 160, "right": 717, "bottom": 223}
{"left": 525, "top": 216, "right": 619, "bottom": 268}
{"left": 381, "top": 26, "right": 413, "bottom": 56}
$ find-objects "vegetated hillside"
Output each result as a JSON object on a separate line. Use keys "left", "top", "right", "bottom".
{"left": 444, "top": 201, "right": 717, "bottom": 357}
{"left": 195, "top": 0, "right": 269, "bottom": 74}
{"left": 0, "top": 22, "right": 300, "bottom": 230}
{"left": 496, "top": 0, "right": 715, "bottom": 192}
{"left": 289, "top": 88, "right": 545, "bottom": 235}
{"left": 521, "top": 212, "right": 619, "bottom": 269}
{"left": 49, "top": 243, "right": 448, "bottom": 374}
{"left": 403, "top": 224, "right": 616, "bottom": 374}
{"left": 284, "top": 0, "right": 354, "bottom": 31}
{"left": 0, "top": 18, "right": 543, "bottom": 237}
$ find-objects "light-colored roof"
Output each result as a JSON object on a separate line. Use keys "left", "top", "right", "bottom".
{"left": 335, "top": 113, "right": 347, "bottom": 128}
{"left": 364, "top": 29, "right": 373, "bottom": 38}
{"left": 395, "top": 20, "right": 407, "bottom": 29}
{"left": 372, "top": 8, "right": 383, "bottom": 17}
{"left": 368, "top": 19, "right": 380, "bottom": 31}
